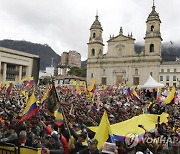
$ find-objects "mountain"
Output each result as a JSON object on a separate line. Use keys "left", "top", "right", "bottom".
{"left": 135, "top": 43, "right": 180, "bottom": 61}
{"left": 81, "top": 60, "right": 87, "bottom": 68}
{"left": 0, "top": 39, "right": 60, "bottom": 70}
{"left": 161, "top": 43, "right": 180, "bottom": 61}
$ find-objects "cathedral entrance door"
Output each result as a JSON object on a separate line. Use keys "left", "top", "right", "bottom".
{"left": 116, "top": 75, "right": 123, "bottom": 85}
{"left": 101, "top": 77, "right": 107, "bottom": 85}
{"left": 133, "top": 77, "right": 139, "bottom": 85}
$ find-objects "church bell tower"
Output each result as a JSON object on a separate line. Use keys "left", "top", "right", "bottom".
{"left": 144, "top": 0, "right": 162, "bottom": 56}
{"left": 87, "top": 15, "right": 104, "bottom": 59}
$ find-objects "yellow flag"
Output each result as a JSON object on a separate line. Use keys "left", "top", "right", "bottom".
{"left": 94, "top": 111, "right": 113, "bottom": 149}
{"left": 76, "top": 83, "right": 81, "bottom": 95}
{"left": 21, "top": 77, "right": 34, "bottom": 82}
{"left": 70, "top": 80, "right": 76, "bottom": 85}
{"left": 79, "top": 81, "right": 86, "bottom": 87}
{"left": 87, "top": 79, "right": 96, "bottom": 91}
{"left": 164, "top": 86, "right": 176, "bottom": 104}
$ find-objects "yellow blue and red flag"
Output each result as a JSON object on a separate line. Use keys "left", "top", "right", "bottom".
{"left": 18, "top": 93, "right": 38, "bottom": 124}
{"left": 131, "top": 89, "right": 141, "bottom": 104}
{"left": 6, "top": 83, "right": 13, "bottom": 95}
{"left": 54, "top": 108, "right": 64, "bottom": 126}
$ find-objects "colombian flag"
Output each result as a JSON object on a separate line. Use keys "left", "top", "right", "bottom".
{"left": 22, "top": 77, "right": 35, "bottom": 90}
{"left": 18, "top": 93, "right": 38, "bottom": 124}
{"left": 132, "top": 90, "right": 141, "bottom": 104}
{"left": 6, "top": 83, "right": 13, "bottom": 95}
{"left": 125, "top": 87, "right": 133, "bottom": 98}
{"left": 54, "top": 108, "right": 64, "bottom": 126}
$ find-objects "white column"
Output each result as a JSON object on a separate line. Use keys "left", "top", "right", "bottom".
{"left": 19, "top": 65, "right": 22, "bottom": 83}
{"left": 2, "top": 63, "right": 7, "bottom": 84}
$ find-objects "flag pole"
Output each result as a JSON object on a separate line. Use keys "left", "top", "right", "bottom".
{"left": 51, "top": 78, "right": 72, "bottom": 137}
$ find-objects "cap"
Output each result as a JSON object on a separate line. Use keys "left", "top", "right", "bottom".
{"left": 88, "top": 138, "right": 98, "bottom": 145}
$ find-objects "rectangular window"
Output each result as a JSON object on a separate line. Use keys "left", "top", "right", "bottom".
{"left": 174, "top": 69, "right": 176, "bottom": 73}
{"left": 160, "top": 76, "right": 163, "bottom": 81}
{"left": 167, "top": 69, "right": 170, "bottom": 72}
{"left": 173, "top": 76, "right": 176, "bottom": 81}
{"left": 166, "top": 76, "right": 169, "bottom": 81}
{"left": 166, "top": 83, "right": 169, "bottom": 86}
{"left": 91, "top": 73, "right": 94, "bottom": 78}
{"left": 173, "top": 83, "right": 176, "bottom": 87}
{"left": 150, "top": 72, "right": 152, "bottom": 76}
{"left": 6, "top": 64, "right": 16, "bottom": 81}
{"left": 161, "top": 69, "right": 164, "bottom": 73}
{"left": 6, "top": 73, "right": 15, "bottom": 81}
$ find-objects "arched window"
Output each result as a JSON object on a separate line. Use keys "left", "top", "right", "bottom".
{"left": 99, "top": 49, "right": 102, "bottom": 55}
{"left": 151, "top": 25, "right": 155, "bottom": 32}
{"left": 91, "top": 49, "right": 95, "bottom": 56}
{"left": 93, "top": 33, "right": 96, "bottom": 38}
{"left": 135, "top": 69, "right": 138, "bottom": 75}
{"left": 150, "top": 44, "right": 154, "bottom": 52}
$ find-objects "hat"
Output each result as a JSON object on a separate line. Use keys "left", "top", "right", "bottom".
{"left": 88, "top": 138, "right": 98, "bottom": 145}
{"left": 109, "top": 114, "right": 114, "bottom": 118}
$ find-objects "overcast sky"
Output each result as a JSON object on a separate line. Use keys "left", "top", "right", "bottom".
{"left": 0, "top": 0, "right": 180, "bottom": 60}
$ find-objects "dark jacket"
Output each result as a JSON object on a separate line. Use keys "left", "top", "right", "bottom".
{"left": 70, "top": 141, "right": 87, "bottom": 154}
{"left": 78, "top": 148, "right": 100, "bottom": 154}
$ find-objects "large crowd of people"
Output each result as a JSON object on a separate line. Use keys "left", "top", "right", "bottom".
{"left": 0, "top": 83, "right": 179, "bottom": 154}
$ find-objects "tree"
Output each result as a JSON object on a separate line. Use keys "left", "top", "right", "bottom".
{"left": 68, "top": 67, "right": 86, "bottom": 77}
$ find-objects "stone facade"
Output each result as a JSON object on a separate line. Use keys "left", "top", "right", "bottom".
{"left": 0, "top": 47, "right": 40, "bottom": 84}
{"left": 87, "top": 3, "right": 165, "bottom": 86}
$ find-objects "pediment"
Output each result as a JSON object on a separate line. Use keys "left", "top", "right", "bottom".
{"left": 107, "top": 34, "right": 135, "bottom": 42}
{"left": 113, "top": 68, "right": 126, "bottom": 74}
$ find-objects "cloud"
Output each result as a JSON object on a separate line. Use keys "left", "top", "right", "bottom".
{"left": 0, "top": 0, "right": 179, "bottom": 60}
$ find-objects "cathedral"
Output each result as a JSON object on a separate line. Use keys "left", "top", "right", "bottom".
{"left": 87, "top": 3, "right": 164, "bottom": 86}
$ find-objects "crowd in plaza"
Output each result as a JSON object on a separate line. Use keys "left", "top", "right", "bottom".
{"left": 0, "top": 81, "right": 179, "bottom": 154}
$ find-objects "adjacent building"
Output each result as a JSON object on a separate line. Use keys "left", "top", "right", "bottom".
{"left": 61, "top": 50, "right": 81, "bottom": 68}
{"left": 159, "top": 61, "right": 180, "bottom": 87}
{"left": 87, "top": 2, "right": 178, "bottom": 87}
{"left": 60, "top": 50, "right": 81, "bottom": 75}
{"left": 0, "top": 47, "right": 40, "bottom": 84}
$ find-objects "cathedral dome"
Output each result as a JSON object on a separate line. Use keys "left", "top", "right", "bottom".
{"left": 90, "top": 15, "right": 103, "bottom": 30}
